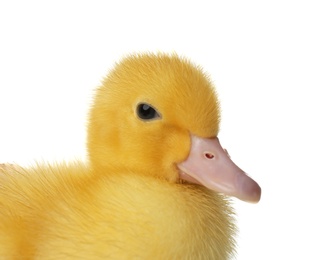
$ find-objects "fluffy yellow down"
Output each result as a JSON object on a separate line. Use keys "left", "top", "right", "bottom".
{"left": 0, "top": 53, "right": 235, "bottom": 259}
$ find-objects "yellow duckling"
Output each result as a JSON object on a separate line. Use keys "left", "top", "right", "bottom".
{"left": 0, "top": 53, "right": 261, "bottom": 259}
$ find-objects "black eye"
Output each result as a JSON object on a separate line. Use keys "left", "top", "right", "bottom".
{"left": 136, "top": 103, "right": 160, "bottom": 120}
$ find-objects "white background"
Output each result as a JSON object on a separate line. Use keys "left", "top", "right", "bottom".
{"left": 0, "top": 1, "right": 315, "bottom": 259}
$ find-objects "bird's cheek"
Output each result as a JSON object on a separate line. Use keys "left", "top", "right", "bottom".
{"left": 161, "top": 127, "right": 191, "bottom": 178}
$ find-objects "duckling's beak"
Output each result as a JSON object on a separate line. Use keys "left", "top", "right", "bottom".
{"left": 177, "top": 135, "right": 261, "bottom": 203}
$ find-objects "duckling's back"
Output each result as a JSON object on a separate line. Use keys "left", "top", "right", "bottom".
{"left": 0, "top": 163, "right": 91, "bottom": 259}
{"left": 0, "top": 165, "right": 235, "bottom": 259}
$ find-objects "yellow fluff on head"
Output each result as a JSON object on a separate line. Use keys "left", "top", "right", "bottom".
{"left": 88, "top": 53, "right": 220, "bottom": 181}
{"left": 0, "top": 53, "right": 239, "bottom": 259}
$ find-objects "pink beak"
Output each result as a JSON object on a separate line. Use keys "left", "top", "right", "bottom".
{"left": 177, "top": 135, "right": 261, "bottom": 203}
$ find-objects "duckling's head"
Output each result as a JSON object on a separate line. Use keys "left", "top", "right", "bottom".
{"left": 88, "top": 53, "right": 261, "bottom": 203}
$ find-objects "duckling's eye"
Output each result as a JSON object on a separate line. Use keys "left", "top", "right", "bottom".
{"left": 136, "top": 103, "right": 160, "bottom": 120}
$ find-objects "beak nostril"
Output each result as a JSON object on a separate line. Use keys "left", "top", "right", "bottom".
{"left": 204, "top": 153, "right": 214, "bottom": 159}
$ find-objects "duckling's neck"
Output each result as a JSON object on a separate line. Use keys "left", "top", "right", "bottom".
{"left": 84, "top": 172, "right": 236, "bottom": 259}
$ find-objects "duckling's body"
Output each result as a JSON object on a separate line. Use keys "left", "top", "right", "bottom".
{"left": 0, "top": 53, "right": 260, "bottom": 259}
{"left": 0, "top": 163, "right": 234, "bottom": 259}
